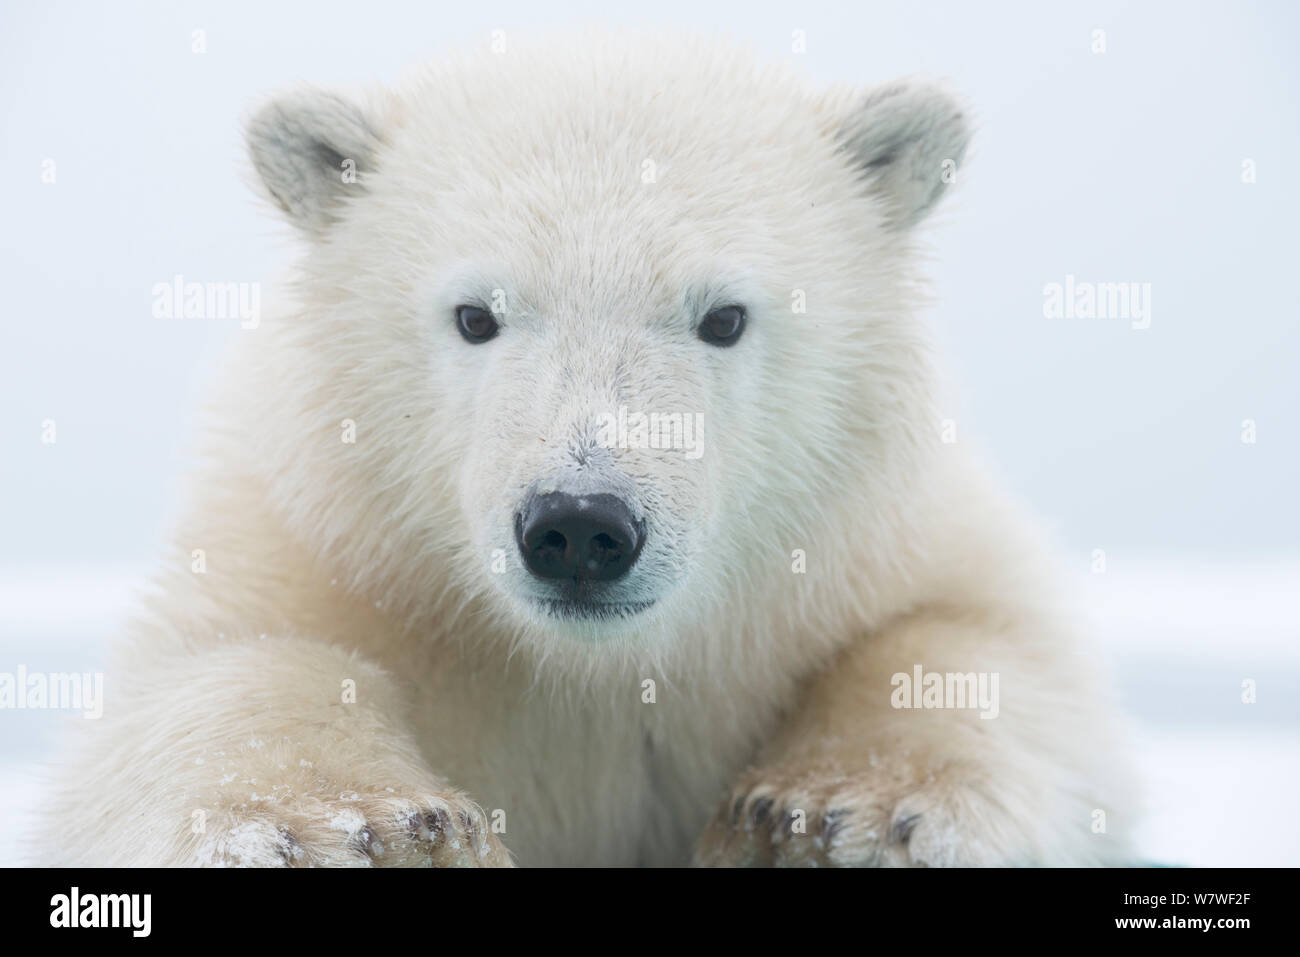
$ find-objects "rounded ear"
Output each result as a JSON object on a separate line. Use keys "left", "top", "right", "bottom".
{"left": 835, "top": 79, "right": 971, "bottom": 230}
{"left": 245, "top": 88, "right": 387, "bottom": 237}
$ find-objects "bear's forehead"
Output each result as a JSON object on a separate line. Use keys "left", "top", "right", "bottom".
{"left": 377, "top": 38, "right": 853, "bottom": 225}
{"left": 336, "top": 37, "right": 882, "bottom": 315}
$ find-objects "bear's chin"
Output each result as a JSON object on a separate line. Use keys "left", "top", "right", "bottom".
{"left": 509, "top": 594, "right": 664, "bottom": 644}
{"left": 535, "top": 596, "right": 657, "bottom": 621}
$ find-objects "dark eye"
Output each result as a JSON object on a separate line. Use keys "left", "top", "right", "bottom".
{"left": 697, "top": 305, "right": 746, "bottom": 347}
{"left": 456, "top": 304, "right": 499, "bottom": 344}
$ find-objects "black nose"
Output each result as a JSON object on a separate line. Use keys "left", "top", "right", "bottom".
{"left": 516, "top": 491, "right": 645, "bottom": 582}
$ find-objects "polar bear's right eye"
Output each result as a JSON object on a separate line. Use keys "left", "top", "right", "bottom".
{"left": 697, "top": 305, "right": 747, "bottom": 347}
{"left": 456, "top": 305, "right": 499, "bottom": 344}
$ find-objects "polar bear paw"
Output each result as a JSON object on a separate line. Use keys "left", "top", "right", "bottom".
{"left": 693, "top": 758, "right": 1021, "bottom": 867}
{"left": 193, "top": 789, "right": 513, "bottom": 868}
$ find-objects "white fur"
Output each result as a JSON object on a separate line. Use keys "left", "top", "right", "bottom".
{"left": 38, "top": 31, "right": 1134, "bottom": 867}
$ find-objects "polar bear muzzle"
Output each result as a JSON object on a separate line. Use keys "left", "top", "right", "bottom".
{"left": 515, "top": 489, "right": 646, "bottom": 584}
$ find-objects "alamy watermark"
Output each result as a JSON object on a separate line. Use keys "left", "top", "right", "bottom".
{"left": 50, "top": 887, "right": 150, "bottom": 937}
{"left": 0, "top": 665, "right": 103, "bottom": 719}
{"left": 152, "top": 274, "right": 260, "bottom": 329}
{"left": 890, "top": 665, "right": 999, "bottom": 719}
{"left": 1042, "top": 274, "right": 1151, "bottom": 330}
{"left": 595, "top": 406, "right": 704, "bottom": 460}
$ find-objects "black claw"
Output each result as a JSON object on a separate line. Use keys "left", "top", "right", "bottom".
{"left": 351, "top": 825, "right": 379, "bottom": 856}
{"left": 821, "top": 808, "right": 849, "bottom": 845}
{"left": 776, "top": 808, "right": 801, "bottom": 840}
{"left": 749, "top": 797, "right": 775, "bottom": 830}
{"left": 404, "top": 810, "right": 423, "bottom": 839}
{"left": 277, "top": 827, "right": 303, "bottom": 864}
{"left": 425, "top": 807, "right": 451, "bottom": 842}
{"left": 730, "top": 795, "right": 746, "bottom": 829}
{"left": 892, "top": 812, "right": 922, "bottom": 844}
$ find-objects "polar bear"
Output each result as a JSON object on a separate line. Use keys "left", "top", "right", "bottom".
{"left": 40, "top": 32, "right": 1134, "bottom": 867}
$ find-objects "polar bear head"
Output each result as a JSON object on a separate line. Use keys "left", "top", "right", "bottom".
{"left": 242, "top": 34, "right": 968, "bottom": 649}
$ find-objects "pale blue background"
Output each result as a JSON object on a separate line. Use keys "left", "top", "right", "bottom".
{"left": 1, "top": 0, "right": 1297, "bottom": 866}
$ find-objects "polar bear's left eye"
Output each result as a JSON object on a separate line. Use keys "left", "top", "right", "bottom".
{"left": 698, "top": 305, "right": 746, "bottom": 347}
{"left": 456, "top": 305, "right": 499, "bottom": 344}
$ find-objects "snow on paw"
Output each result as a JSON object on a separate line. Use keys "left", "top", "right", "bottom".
{"left": 194, "top": 789, "right": 513, "bottom": 867}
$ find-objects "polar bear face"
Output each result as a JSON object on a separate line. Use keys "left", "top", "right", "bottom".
{"left": 245, "top": 37, "right": 968, "bottom": 646}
